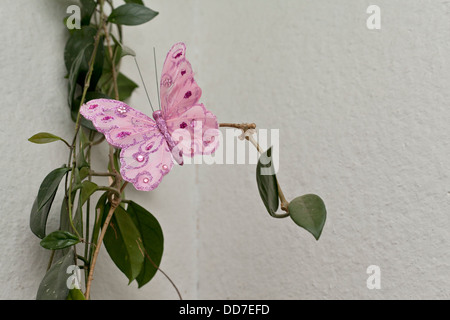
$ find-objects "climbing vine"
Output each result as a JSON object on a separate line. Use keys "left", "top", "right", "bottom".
{"left": 29, "top": 0, "right": 326, "bottom": 300}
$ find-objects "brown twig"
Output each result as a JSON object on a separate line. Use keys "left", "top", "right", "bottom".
{"left": 84, "top": 199, "right": 120, "bottom": 300}
{"left": 85, "top": 3, "right": 124, "bottom": 297}
{"left": 89, "top": 171, "right": 115, "bottom": 177}
{"left": 219, "top": 122, "right": 256, "bottom": 132}
{"left": 120, "top": 181, "right": 128, "bottom": 194}
{"left": 66, "top": 14, "right": 105, "bottom": 240}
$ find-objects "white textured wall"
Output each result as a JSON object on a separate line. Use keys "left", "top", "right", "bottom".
{"left": 2, "top": 0, "right": 450, "bottom": 299}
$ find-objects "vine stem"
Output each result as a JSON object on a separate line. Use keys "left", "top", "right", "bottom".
{"left": 84, "top": 130, "right": 95, "bottom": 284}
{"left": 85, "top": 3, "right": 124, "bottom": 299}
{"left": 102, "top": 22, "right": 119, "bottom": 100}
{"left": 89, "top": 170, "right": 115, "bottom": 177}
{"left": 67, "top": 15, "right": 105, "bottom": 239}
{"left": 85, "top": 199, "right": 120, "bottom": 300}
{"left": 219, "top": 122, "right": 256, "bottom": 131}
{"left": 141, "top": 248, "right": 183, "bottom": 300}
{"left": 219, "top": 122, "right": 290, "bottom": 216}
{"left": 97, "top": 186, "right": 121, "bottom": 197}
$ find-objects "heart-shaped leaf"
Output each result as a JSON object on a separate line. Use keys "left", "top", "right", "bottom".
{"left": 102, "top": 205, "right": 144, "bottom": 283}
{"left": 289, "top": 194, "right": 327, "bottom": 240}
{"left": 108, "top": 4, "right": 158, "bottom": 26}
{"left": 127, "top": 201, "right": 164, "bottom": 288}
{"left": 256, "top": 147, "right": 279, "bottom": 216}
{"left": 36, "top": 248, "right": 75, "bottom": 300}
{"left": 40, "top": 231, "right": 80, "bottom": 250}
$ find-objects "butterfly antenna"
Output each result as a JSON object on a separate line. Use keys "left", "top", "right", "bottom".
{"left": 153, "top": 47, "right": 161, "bottom": 109}
{"left": 133, "top": 57, "right": 155, "bottom": 113}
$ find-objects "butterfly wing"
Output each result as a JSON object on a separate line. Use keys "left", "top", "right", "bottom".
{"left": 80, "top": 99, "right": 158, "bottom": 148}
{"left": 160, "top": 43, "right": 220, "bottom": 157}
{"left": 80, "top": 99, "right": 173, "bottom": 191}
{"left": 119, "top": 132, "right": 174, "bottom": 191}
{"left": 165, "top": 104, "right": 219, "bottom": 156}
{"left": 160, "top": 42, "right": 202, "bottom": 119}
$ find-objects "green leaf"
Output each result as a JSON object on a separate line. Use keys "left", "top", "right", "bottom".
{"left": 79, "top": 167, "right": 90, "bottom": 181}
{"left": 30, "top": 189, "right": 57, "bottom": 239}
{"left": 79, "top": 127, "right": 90, "bottom": 149}
{"left": 98, "top": 43, "right": 121, "bottom": 97}
{"left": 90, "top": 193, "right": 108, "bottom": 247}
{"left": 67, "top": 288, "right": 86, "bottom": 300}
{"left": 59, "top": 196, "right": 70, "bottom": 233}
{"left": 108, "top": 37, "right": 136, "bottom": 58}
{"left": 40, "top": 231, "right": 80, "bottom": 250}
{"left": 256, "top": 147, "right": 279, "bottom": 216}
{"left": 113, "top": 148, "right": 121, "bottom": 172}
{"left": 102, "top": 205, "right": 144, "bottom": 283}
{"left": 97, "top": 71, "right": 113, "bottom": 96}
{"left": 120, "top": 45, "right": 136, "bottom": 58}
{"left": 74, "top": 168, "right": 82, "bottom": 188}
{"left": 80, "top": 0, "right": 96, "bottom": 26}
{"left": 28, "top": 132, "right": 68, "bottom": 146}
{"left": 71, "top": 187, "right": 86, "bottom": 230}
{"left": 72, "top": 190, "right": 84, "bottom": 236}
{"left": 124, "top": 0, "right": 144, "bottom": 5}
{"left": 127, "top": 201, "right": 163, "bottom": 288}
{"left": 64, "top": 26, "right": 95, "bottom": 72}
{"left": 36, "top": 248, "right": 75, "bottom": 300}
{"left": 87, "top": 193, "right": 107, "bottom": 263}
{"left": 64, "top": 26, "right": 104, "bottom": 94}
{"left": 73, "top": 91, "right": 111, "bottom": 109}
{"left": 77, "top": 148, "right": 89, "bottom": 170}
{"left": 99, "top": 68, "right": 138, "bottom": 101}
{"left": 117, "top": 73, "right": 138, "bottom": 101}
{"left": 108, "top": 4, "right": 158, "bottom": 26}
{"left": 288, "top": 194, "right": 327, "bottom": 240}
{"left": 58, "top": 196, "right": 78, "bottom": 258}
{"left": 71, "top": 108, "right": 97, "bottom": 131}
{"left": 68, "top": 44, "right": 88, "bottom": 109}
{"left": 80, "top": 181, "right": 98, "bottom": 206}
{"left": 36, "top": 167, "right": 70, "bottom": 212}
{"left": 106, "top": 44, "right": 123, "bottom": 72}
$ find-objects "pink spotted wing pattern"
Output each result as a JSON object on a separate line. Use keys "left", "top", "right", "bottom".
{"left": 160, "top": 43, "right": 219, "bottom": 156}
{"left": 80, "top": 99, "right": 173, "bottom": 191}
{"left": 79, "top": 43, "right": 219, "bottom": 191}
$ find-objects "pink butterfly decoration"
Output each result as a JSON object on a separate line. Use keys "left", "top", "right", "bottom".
{"left": 80, "top": 42, "right": 219, "bottom": 191}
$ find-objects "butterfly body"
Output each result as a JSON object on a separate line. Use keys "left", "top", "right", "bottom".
{"left": 152, "top": 110, "right": 184, "bottom": 165}
{"left": 80, "top": 43, "right": 219, "bottom": 191}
